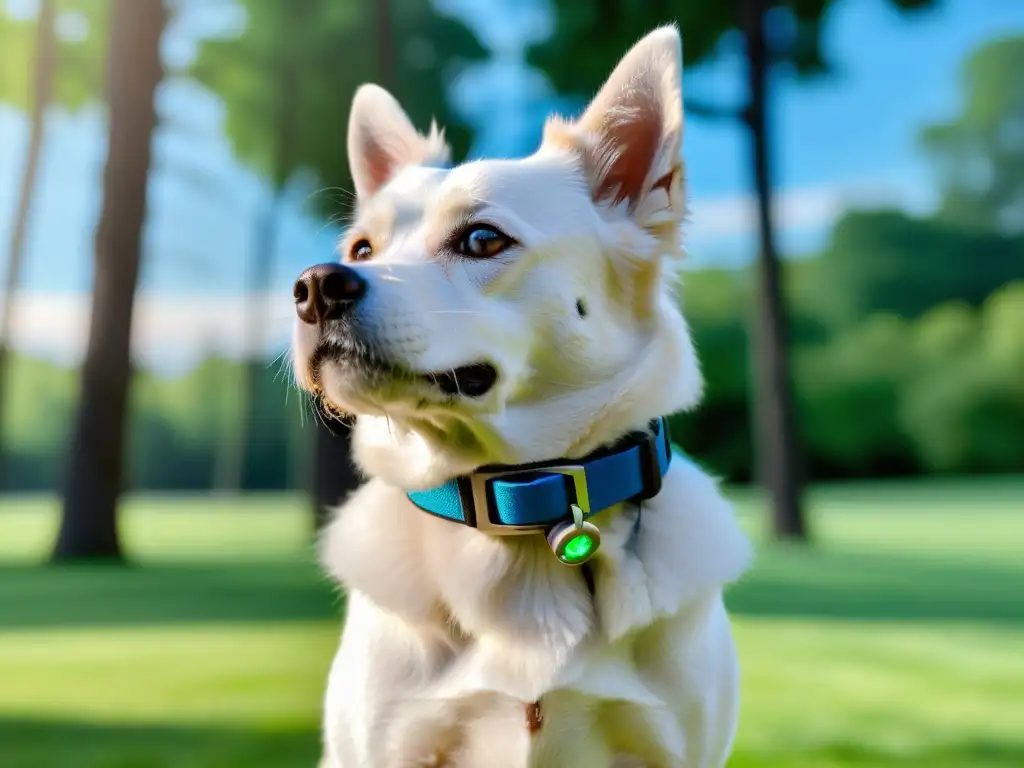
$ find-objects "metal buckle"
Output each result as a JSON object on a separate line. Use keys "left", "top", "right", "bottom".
{"left": 469, "top": 464, "right": 590, "bottom": 536}
{"left": 635, "top": 425, "right": 665, "bottom": 501}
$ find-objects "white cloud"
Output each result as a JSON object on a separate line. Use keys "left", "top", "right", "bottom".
{"left": 687, "top": 179, "right": 934, "bottom": 243}
{"left": 7, "top": 292, "right": 296, "bottom": 373}
{"left": 682, "top": 178, "right": 936, "bottom": 268}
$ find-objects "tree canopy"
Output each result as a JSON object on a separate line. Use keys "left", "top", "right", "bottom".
{"left": 0, "top": 0, "right": 108, "bottom": 112}
{"left": 921, "top": 35, "right": 1024, "bottom": 233}
{"left": 528, "top": 0, "right": 935, "bottom": 114}
{"left": 191, "top": 0, "right": 486, "bottom": 199}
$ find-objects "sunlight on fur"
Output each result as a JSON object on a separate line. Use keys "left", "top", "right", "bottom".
{"left": 291, "top": 25, "right": 752, "bottom": 768}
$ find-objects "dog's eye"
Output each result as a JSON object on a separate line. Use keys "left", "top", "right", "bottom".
{"left": 457, "top": 225, "right": 513, "bottom": 259}
{"left": 349, "top": 238, "right": 373, "bottom": 262}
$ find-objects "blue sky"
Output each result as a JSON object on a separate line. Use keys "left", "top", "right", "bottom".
{"left": 1, "top": 0, "right": 1023, "bottom": 369}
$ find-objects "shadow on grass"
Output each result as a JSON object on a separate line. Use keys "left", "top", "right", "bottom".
{"left": 729, "top": 739, "right": 1024, "bottom": 768}
{"left": 1, "top": 543, "right": 1021, "bottom": 631}
{"left": 727, "top": 546, "right": 1024, "bottom": 625}
{"left": 0, "top": 717, "right": 321, "bottom": 768}
{"left": 0, "top": 560, "right": 339, "bottom": 630}
{"left": 2, "top": 718, "right": 1022, "bottom": 768}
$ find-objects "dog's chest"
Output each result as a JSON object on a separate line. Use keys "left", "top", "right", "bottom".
{"left": 387, "top": 606, "right": 692, "bottom": 768}
{"left": 417, "top": 678, "right": 684, "bottom": 768}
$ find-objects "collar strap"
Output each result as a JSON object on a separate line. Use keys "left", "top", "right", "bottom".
{"left": 408, "top": 418, "right": 672, "bottom": 535}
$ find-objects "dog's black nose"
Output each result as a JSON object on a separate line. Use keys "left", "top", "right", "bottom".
{"left": 293, "top": 263, "right": 366, "bottom": 325}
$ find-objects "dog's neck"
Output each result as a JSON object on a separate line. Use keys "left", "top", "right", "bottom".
{"left": 351, "top": 300, "right": 701, "bottom": 492}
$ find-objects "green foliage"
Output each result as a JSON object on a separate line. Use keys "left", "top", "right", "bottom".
{"left": 668, "top": 268, "right": 1024, "bottom": 482}
{"left": 921, "top": 36, "right": 1024, "bottom": 232}
{"left": 806, "top": 209, "right": 1024, "bottom": 327}
{"left": 900, "top": 284, "right": 1024, "bottom": 473}
{"left": 528, "top": 0, "right": 936, "bottom": 111}
{"left": 797, "top": 313, "right": 918, "bottom": 477}
{"left": 0, "top": 0, "right": 109, "bottom": 112}
{"left": 0, "top": 352, "right": 316, "bottom": 491}
{"left": 669, "top": 268, "right": 753, "bottom": 479}
{"left": 127, "top": 359, "right": 310, "bottom": 491}
{"left": 191, "top": 0, "right": 486, "bottom": 199}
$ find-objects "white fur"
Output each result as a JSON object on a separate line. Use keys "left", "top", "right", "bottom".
{"left": 293, "top": 26, "right": 752, "bottom": 767}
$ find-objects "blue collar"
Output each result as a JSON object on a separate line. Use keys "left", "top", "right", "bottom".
{"left": 407, "top": 418, "right": 672, "bottom": 535}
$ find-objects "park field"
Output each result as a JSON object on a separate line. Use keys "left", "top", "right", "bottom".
{"left": 1, "top": 477, "right": 1022, "bottom": 767}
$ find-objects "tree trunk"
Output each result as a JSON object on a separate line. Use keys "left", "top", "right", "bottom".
{"left": 742, "top": 0, "right": 808, "bottom": 540}
{"left": 216, "top": 20, "right": 302, "bottom": 495}
{"left": 312, "top": 404, "right": 358, "bottom": 531}
{"left": 0, "top": 0, "right": 56, "bottom": 488}
{"left": 213, "top": 191, "right": 284, "bottom": 493}
{"left": 53, "top": 0, "right": 166, "bottom": 561}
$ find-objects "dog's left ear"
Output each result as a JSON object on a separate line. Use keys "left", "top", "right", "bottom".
{"left": 347, "top": 84, "right": 451, "bottom": 199}
{"left": 543, "top": 26, "right": 684, "bottom": 234}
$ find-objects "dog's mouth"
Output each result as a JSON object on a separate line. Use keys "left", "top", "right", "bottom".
{"left": 311, "top": 343, "right": 498, "bottom": 400}
{"left": 418, "top": 363, "right": 498, "bottom": 398}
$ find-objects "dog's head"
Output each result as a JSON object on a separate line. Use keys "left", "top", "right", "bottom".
{"left": 292, "top": 26, "right": 702, "bottom": 488}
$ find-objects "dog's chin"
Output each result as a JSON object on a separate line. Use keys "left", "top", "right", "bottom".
{"left": 311, "top": 347, "right": 500, "bottom": 419}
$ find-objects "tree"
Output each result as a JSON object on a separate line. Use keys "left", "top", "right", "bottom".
{"left": 530, "top": 0, "right": 935, "bottom": 541}
{"left": 901, "top": 285, "right": 1024, "bottom": 473}
{"left": 0, "top": 0, "right": 55, "bottom": 489}
{"left": 0, "top": 0, "right": 108, "bottom": 487}
{"left": 921, "top": 36, "right": 1024, "bottom": 234}
{"left": 806, "top": 208, "right": 1024, "bottom": 327}
{"left": 191, "top": 0, "right": 485, "bottom": 519}
{"left": 54, "top": 0, "right": 167, "bottom": 561}
{"left": 203, "top": 4, "right": 308, "bottom": 494}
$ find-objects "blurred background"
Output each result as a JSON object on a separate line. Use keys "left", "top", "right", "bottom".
{"left": 0, "top": 0, "right": 1021, "bottom": 766}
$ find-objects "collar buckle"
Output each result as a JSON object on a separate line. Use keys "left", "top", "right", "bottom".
{"left": 469, "top": 463, "right": 591, "bottom": 536}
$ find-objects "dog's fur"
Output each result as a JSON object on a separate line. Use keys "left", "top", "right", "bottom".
{"left": 292, "top": 26, "right": 751, "bottom": 768}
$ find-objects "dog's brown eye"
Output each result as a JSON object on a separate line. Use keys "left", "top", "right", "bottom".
{"left": 349, "top": 238, "right": 373, "bottom": 262}
{"left": 458, "top": 225, "right": 513, "bottom": 259}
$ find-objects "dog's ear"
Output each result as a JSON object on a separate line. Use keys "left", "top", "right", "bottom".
{"left": 543, "top": 26, "right": 684, "bottom": 228}
{"left": 347, "top": 84, "right": 451, "bottom": 199}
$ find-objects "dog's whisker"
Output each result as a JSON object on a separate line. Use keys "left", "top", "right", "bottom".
{"left": 317, "top": 216, "right": 348, "bottom": 238}
{"left": 311, "top": 397, "right": 328, "bottom": 431}
{"left": 305, "top": 185, "right": 356, "bottom": 208}
{"left": 267, "top": 348, "right": 289, "bottom": 374}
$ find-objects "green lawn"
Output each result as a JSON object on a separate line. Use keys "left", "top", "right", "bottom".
{"left": 1, "top": 479, "right": 1022, "bottom": 767}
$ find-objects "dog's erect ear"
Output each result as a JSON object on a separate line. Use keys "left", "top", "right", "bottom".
{"left": 347, "top": 84, "right": 451, "bottom": 199}
{"left": 543, "top": 26, "right": 684, "bottom": 224}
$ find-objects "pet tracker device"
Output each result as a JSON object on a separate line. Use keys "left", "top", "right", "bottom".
{"left": 546, "top": 503, "right": 602, "bottom": 565}
{"left": 408, "top": 419, "right": 672, "bottom": 566}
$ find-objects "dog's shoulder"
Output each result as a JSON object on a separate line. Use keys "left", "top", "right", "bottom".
{"left": 319, "top": 478, "right": 445, "bottom": 623}
{"left": 592, "top": 456, "right": 752, "bottom": 642}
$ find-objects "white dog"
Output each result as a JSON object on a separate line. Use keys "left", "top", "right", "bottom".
{"left": 291, "top": 25, "right": 751, "bottom": 768}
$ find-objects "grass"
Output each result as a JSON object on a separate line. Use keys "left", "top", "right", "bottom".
{"left": 0, "top": 479, "right": 1022, "bottom": 767}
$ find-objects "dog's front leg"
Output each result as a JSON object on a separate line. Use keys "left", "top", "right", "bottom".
{"left": 322, "top": 591, "right": 461, "bottom": 768}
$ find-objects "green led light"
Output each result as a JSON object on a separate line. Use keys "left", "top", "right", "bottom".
{"left": 561, "top": 533, "right": 594, "bottom": 563}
